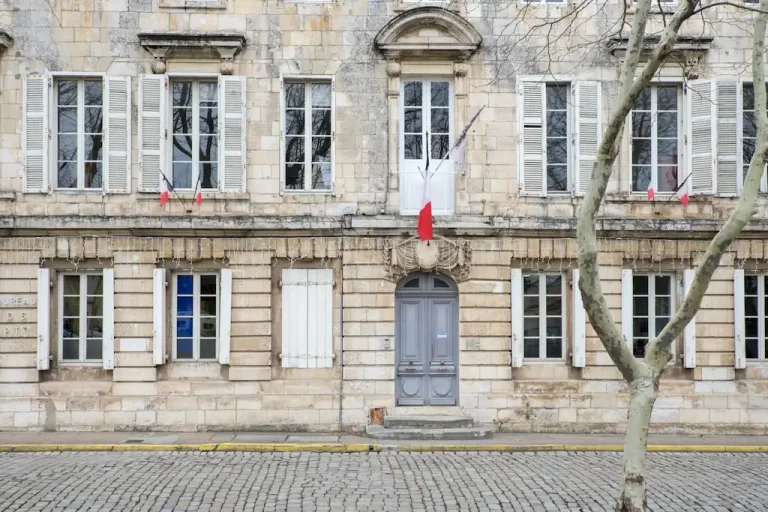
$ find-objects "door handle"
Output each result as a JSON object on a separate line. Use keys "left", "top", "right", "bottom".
{"left": 436, "top": 367, "right": 448, "bottom": 372}
{"left": 404, "top": 368, "right": 417, "bottom": 372}
{"left": 440, "top": 361, "right": 445, "bottom": 365}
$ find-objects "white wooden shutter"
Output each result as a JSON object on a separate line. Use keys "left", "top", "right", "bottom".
{"left": 104, "top": 76, "right": 131, "bottom": 193}
{"left": 717, "top": 81, "right": 740, "bottom": 197}
{"left": 219, "top": 268, "right": 232, "bottom": 365}
{"left": 308, "top": 269, "right": 333, "bottom": 368}
{"left": 682, "top": 269, "right": 696, "bottom": 368}
{"left": 139, "top": 74, "right": 167, "bottom": 192}
{"left": 571, "top": 269, "right": 586, "bottom": 367}
{"left": 219, "top": 75, "right": 246, "bottom": 192}
{"left": 152, "top": 268, "right": 166, "bottom": 365}
{"left": 37, "top": 268, "right": 50, "bottom": 370}
{"left": 687, "top": 80, "right": 715, "bottom": 195}
{"left": 621, "top": 269, "right": 633, "bottom": 349}
{"left": 574, "top": 82, "right": 601, "bottom": 196}
{"left": 282, "top": 269, "right": 308, "bottom": 368}
{"left": 518, "top": 80, "right": 546, "bottom": 197}
{"left": 24, "top": 73, "right": 50, "bottom": 193}
{"left": 510, "top": 268, "right": 524, "bottom": 367}
{"left": 102, "top": 268, "right": 115, "bottom": 370}
{"left": 734, "top": 269, "right": 746, "bottom": 369}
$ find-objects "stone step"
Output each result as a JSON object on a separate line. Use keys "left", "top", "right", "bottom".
{"left": 383, "top": 415, "right": 474, "bottom": 429}
{"left": 365, "top": 425, "right": 493, "bottom": 441}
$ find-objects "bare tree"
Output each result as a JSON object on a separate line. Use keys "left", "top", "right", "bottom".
{"left": 574, "top": 0, "right": 768, "bottom": 510}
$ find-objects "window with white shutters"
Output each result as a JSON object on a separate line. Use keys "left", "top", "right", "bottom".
{"left": 522, "top": 272, "right": 566, "bottom": 360}
{"left": 173, "top": 273, "right": 219, "bottom": 361}
{"left": 58, "top": 272, "right": 113, "bottom": 365}
{"left": 741, "top": 273, "right": 768, "bottom": 361}
{"left": 281, "top": 268, "right": 333, "bottom": 368}
{"left": 629, "top": 274, "right": 675, "bottom": 358}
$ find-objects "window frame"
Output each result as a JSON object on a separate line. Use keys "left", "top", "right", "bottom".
{"left": 631, "top": 273, "right": 676, "bottom": 358}
{"left": 171, "top": 272, "right": 220, "bottom": 362}
{"left": 50, "top": 73, "right": 106, "bottom": 191}
{"left": 167, "top": 76, "right": 220, "bottom": 192}
{"left": 744, "top": 273, "right": 767, "bottom": 361}
{"left": 57, "top": 271, "right": 104, "bottom": 364}
{"left": 280, "top": 74, "right": 335, "bottom": 195}
{"left": 738, "top": 81, "right": 768, "bottom": 195}
{"left": 629, "top": 83, "right": 684, "bottom": 196}
{"left": 543, "top": 82, "right": 571, "bottom": 194}
{"left": 522, "top": 272, "right": 567, "bottom": 362}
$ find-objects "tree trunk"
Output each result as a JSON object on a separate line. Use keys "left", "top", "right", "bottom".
{"left": 617, "top": 377, "right": 658, "bottom": 512}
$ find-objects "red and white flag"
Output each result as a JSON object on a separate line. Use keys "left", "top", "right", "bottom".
{"left": 647, "top": 187, "right": 655, "bottom": 202}
{"left": 418, "top": 106, "right": 485, "bottom": 241}
{"left": 160, "top": 180, "right": 170, "bottom": 206}
{"left": 679, "top": 191, "right": 689, "bottom": 207}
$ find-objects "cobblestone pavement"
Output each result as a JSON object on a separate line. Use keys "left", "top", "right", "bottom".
{"left": 0, "top": 451, "right": 765, "bottom": 511}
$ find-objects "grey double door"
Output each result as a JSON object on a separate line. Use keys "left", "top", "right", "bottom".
{"left": 395, "top": 274, "right": 458, "bottom": 406}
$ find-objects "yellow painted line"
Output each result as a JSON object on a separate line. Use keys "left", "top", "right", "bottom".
{"left": 215, "top": 443, "right": 276, "bottom": 452}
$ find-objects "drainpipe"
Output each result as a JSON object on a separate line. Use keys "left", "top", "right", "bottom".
{"left": 337, "top": 255, "right": 344, "bottom": 433}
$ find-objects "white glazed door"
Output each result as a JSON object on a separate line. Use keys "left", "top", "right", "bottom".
{"left": 400, "top": 79, "right": 454, "bottom": 216}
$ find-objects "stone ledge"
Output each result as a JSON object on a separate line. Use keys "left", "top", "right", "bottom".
{"left": 138, "top": 31, "right": 246, "bottom": 74}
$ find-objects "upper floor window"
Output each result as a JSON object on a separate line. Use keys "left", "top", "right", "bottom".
{"left": 55, "top": 79, "right": 103, "bottom": 190}
{"left": 173, "top": 273, "right": 218, "bottom": 361}
{"left": 631, "top": 274, "right": 674, "bottom": 358}
{"left": 170, "top": 80, "right": 219, "bottom": 190}
{"left": 631, "top": 85, "right": 681, "bottom": 194}
{"left": 522, "top": 273, "right": 565, "bottom": 360}
{"left": 60, "top": 273, "right": 104, "bottom": 362}
{"left": 282, "top": 79, "right": 333, "bottom": 192}
{"left": 545, "top": 84, "right": 569, "bottom": 193}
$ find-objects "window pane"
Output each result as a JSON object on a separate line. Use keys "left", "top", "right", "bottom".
{"left": 657, "top": 139, "right": 678, "bottom": 164}
{"left": 743, "top": 85, "right": 755, "bottom": 111}
{"left": 84, "top": 134, "right": 103, "bottom": 162}
{"left": 173, "top": 135, "right": 193, "bottom": 161}
{"left": 173, "top": 82, "right": 192, "bottom": 107}
{"left": 746, "top": 318, "right": 759, "bottom": 338}
{"left": 404, "top": 278, "right": 420, "bottom": 288}
{"left": 312, "top": 137, "right": 331, "bottom": 162}
{"left": 285, "top": 83, "right": 305, "bottom": 108}
{"left": 404, "top": 109, "right": 422, "bottom": 134}
{"left": 745, "top": 295, "right": 758, "bottom": 317}
{"left": 58, "top": 162, "right": 77, "bottom": 189}
{"left": 199, "top": 108, "right": 218, "bottom": 134}
{"left": 311, "top": 163, "right": 332, "bottom": 190}
{"left": 632, "top": 166, "right": 651, "bottom": 192}
{"left": 524, "top": 339, "right": 539, "bottom": 358}
{"left": 633, "top": 276, "right": 648, "bottom": 295}
{"left": 546, "top": 338, "right": 562, "bottom": 359}
{"left": 404, "top": 82, "right": 422, "bottom": 107}
{"left": 64, "top": 275, "right": 80, "bottom": 295}
{"left": 58, "top": 108, "right": 77, "bottom": 133}
{"left": 58, "top": 134, "right": 78, "bottom": 161}
{"left": 546, "top": 317, "right": 562, "bottom": 337}
{"left": 86, "top": 339, "right": 102, "bottom": 360}
{"left": 200, "top": 338, "right": 217, "bottom": 360}
{"left": 285, "top": 137, "right": 305, "bottom": 163}
{"left": 177, "top": 339, "right": 193, "bottom": 359}
{"left": 431, "top": 108, "right": 449, "bottom": 134}
{"left": 84, "top": 162, "right": 102, "bottom": 189}
{"left": 547, "top": 84, "right": 568, "bottom": 110}
{"left": 173, "top": 109, "right": 192, "bottom": 134}
{"left": 633, "top": 317, "right": 648, "bottom": 338}
{"left": 745, "top": 275, "right": 759, "bottom": 295}
{"left": 312, "top": 83, "right": 331, "bottom": 108}
{"left": 85, "top": 107, "right": 103, "bottom": 134}
{"left": 523, "top": 318, "right": 539, "bottom": 337}
{"left": 547, "top": 166, "right": 568, "bottom": 193}
{"left": 658, "top": 166, "right": 678, "bottom": 192}
{"left": 86, "top": 296, "right": 103, "bottom": 317}
{"left": 177, "top": 275, "right": 193, "bottom": 295}
{"left": 546, "top": 111, "right": 568, "bottom": 137}
{"left": 430, "top": 82, "right": 449, "bottom": 107}
{"left": 86, "top": 275, "right": 102, "bottom": 295}
{"left": 744, "top": 139, "right": 756, "bottom": 166}
{"left": 87, "top": 318, "right": 103, "bottom": 338}
{"left": 746, "top": 338, "right": 759, "bottom": 359}
{"left": 172, "top": 163, "right": 192, "bottom": 189}
{"left": 633, "top": 88, "right": 651, "bottom": 110}
{"left": 201, "top": 318, "right": 217, "bottom": 338}
{"left": 655, "top": 296, "right": 671, "bottom": 317}
{"left": 657, "top": 112, "right": 677, "bottom": 138}
{"left": 176, "top": 318, "right": 193, "bottom": 338}
{"left": 633, "top": 339, "right": 647, "bottom": 358}
{"left": 404, "top": 135, "right": 422, "bottom": 160}
{"left": 431, "top": 134, "right": 449, "bottom": 160}
{"left": 63, "top": 297, "right": 80, "bottom": 317}
{"left": 657, "top": 86, "right": 678, "bottom": 110}
{"left": 433, "top": 278, "right": 449, "bottom": 288}
{"left": 177, "top": 296, "right": 193, "bottom": 316}
{"left": 200, "top": 297, "right": 217, "bottom": 316}
{"left": 546, "top": 275, "right": 561, "bottom": 295}
{"left": 200, "top": 162, "right": 218, "bottom": 189}
{"left": 523, "top": 296, "right": 539, "bottom": 316}
{"left": 199, "top": 136, "right": 218, "bottom": 161}
{"left": 655, "top": 317, "right": 670, "bottom": 336}
{"left": 63, "top": 318, "right": 80, "bottom": 339}
{"left": 547, "top": 138, "right": 568, "bottom": 164}
{"left": 58, "top": 81, "right": 78, "bottom": 105}
{"left": 632, "top": 112, "right": 652, "bottom": 138}
{"left": 744, "top": 112, "right": 757, "bottom": 138}
{"left": 632, "top": 139, "right": 651, "bottom": 165}
{"left": 199, "top": 82, "right": 217, "bottom": 104}
{"left": 62, "top": 338, "right": 79, "bottom": 360}
{"left": 199, "top": 275, "right": 216, "bottom": 295}
{"left": 312, "top": 110, "right": 331, "bottom": 136}
{"left": 523, "top": 275, "right": 539, "bottom": 294}
{"left": 655, "top": 276, "right": 671, "bottom": 295}
{"left": 633, "top": 297, "right": 648, "bottom": 316}
{"left": 285, "top": 110, "right": 305, "bottom": 135}
{"left": 285, "top": 164, "right": 305, "bottom": 189}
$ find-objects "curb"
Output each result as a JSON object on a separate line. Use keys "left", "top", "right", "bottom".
{"left": 0, "top": 443, "right": 766, "bottom": 453}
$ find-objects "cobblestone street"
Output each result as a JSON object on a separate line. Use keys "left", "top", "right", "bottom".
{"left": 0, "top": 451, "right": 765, "bottom": 511}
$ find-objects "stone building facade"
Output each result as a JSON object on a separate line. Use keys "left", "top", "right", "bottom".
{"left": 0, "top": 0, "right": 765, "bottom": 433}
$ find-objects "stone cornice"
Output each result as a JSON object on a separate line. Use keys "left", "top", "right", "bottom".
{"left": 137, "top": 31, "right": 246, "bottom": 74}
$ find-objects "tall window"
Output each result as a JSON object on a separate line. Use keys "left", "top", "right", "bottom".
{"left": 171, "top": 80, "right": 219, "bottom": 190}
{"left": 174, "top": 273, "right": 218, "bottom": 361}
{"left": 744, "top": 274, "right": 768, "bottom": 360}
{"left": 632, "top": 275, "right": 673, "bottom": 357}
{"left": 56, "top": 79, "right": 103, "bottom": 189}
{"left": 403, "top": 80, "right": 451, "bottom": 162}
{"left": 522, "top": 273, "right": 565, "bottom": 360}
{"left": 60, "top": 273, "right": 103, "bottom": 362}
{"left": 545, "top": 84, "right": 569, "bottom": 192}
{"left": 631, "top": 85, "right": 680, "bottom": 193}
{"left": 283, "top": 81, "right": 332, "bottom": 191}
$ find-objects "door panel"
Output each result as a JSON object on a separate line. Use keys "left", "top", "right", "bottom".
{"left": 427, "top": 298, "right": 457, "bottom": 405}
{"left": 396, "top": 298, "right": 426, "bottom": 405}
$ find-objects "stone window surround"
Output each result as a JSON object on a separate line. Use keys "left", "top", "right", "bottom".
{"left": 138, "top": 31, "right": 246, "bottom": 75}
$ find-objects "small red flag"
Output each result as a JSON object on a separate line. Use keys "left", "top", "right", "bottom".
{"left": 680, "top": 192, "right": 689, "bottom": 207}
{"left": 196, "top": 192, "right": 203, "bottom": 206}
{"left": 160, "top": 190, "right": 169, "bottom": 205}
{"left": 647, "top": 187, "right": 655, "bottom": 202}
{"left": 417, "top": 201, "right": 433, "bottom": 241}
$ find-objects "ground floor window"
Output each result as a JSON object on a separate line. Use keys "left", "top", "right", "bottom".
{"left": 522, "top": 273, "right": 565, "bottom": 360}
{"left": 173, "top": 273, "right": 218, "bottom": 360}
{"left": 631, "top": 274, "right": 674, "bottom": 357}
{"left": 59, "top": 273, "right": 103, "bottom": 362}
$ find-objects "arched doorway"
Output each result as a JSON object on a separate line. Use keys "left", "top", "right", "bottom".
{"left": 395, "top": 273, "right": 458, "bottom": 406}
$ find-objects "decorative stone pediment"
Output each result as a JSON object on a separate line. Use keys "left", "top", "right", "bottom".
{"left": 0, "top": 29, "right": 13, "bottom": 52}
{"left": 374, "top": 7, "right": 481, "bottom": 61}
{"left": 383, "top": 236, "right": 472, "bottom": 282}
{"left": 607, "top": 36, "right": 713, "bottom": 78}
{"left": 138, "top": 31, "right": 246, "bottom": 74}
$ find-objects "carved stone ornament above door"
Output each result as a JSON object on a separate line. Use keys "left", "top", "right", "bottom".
{"left": 383, "top": 236, "right": 472, "bottom": 282}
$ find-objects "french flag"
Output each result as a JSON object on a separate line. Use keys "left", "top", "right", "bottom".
{"left": 160, "top": 179, "right": 170, "bottom": 205}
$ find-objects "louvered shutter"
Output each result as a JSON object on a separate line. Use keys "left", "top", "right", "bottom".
{"left": 307, "top": 269, "right": 333, "bottom": 368}
{"left": 571, "top": 269, "right": 586, "bottom": 367}
{"left": 102, "top": 269, "right": 115, "bottom": 370}
{"left": 510, "top": 268, "right": 524, "bottom": 367}
{"left": 104, "top": 76, "right": 131, "bottom": 193}
{"left": 139, "top": 74, "right": 167, "bottom": 192}
{"left": 153, "top": 268, "right": 166, "bottom": 365}
{"left": 24, "top": 73, "right": 50, "bottom": 193}
{"left": 682, "top": 269, "right": 696, "bottom": 368}
{"left": 687, "top": 80, "right": 715, "bottom": 195}
{"left": 219, "top": 75, "right": 246, "bottom": 192}
{"left": 574, "top": 82, "right": 601, "bottom": 196}
{"left": 282, "top": 269, "right": 308, "bottom": 368}
{"left": 717, "top": 81, "right": 740, "bottom": 197}
{"left": 734, "top": 269, "right": 746, "bottom": 369}
{"left": 621, "top": 269, "right": 633, "bottom": 349}
{"left": 219, "top": 268, "right": 232, "bottom": 365}
{"left": 518, "top": 80, "right": 546, "bottom": 196}
{"left": 37, "top": 268, "right": 50, "bottom": 370}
